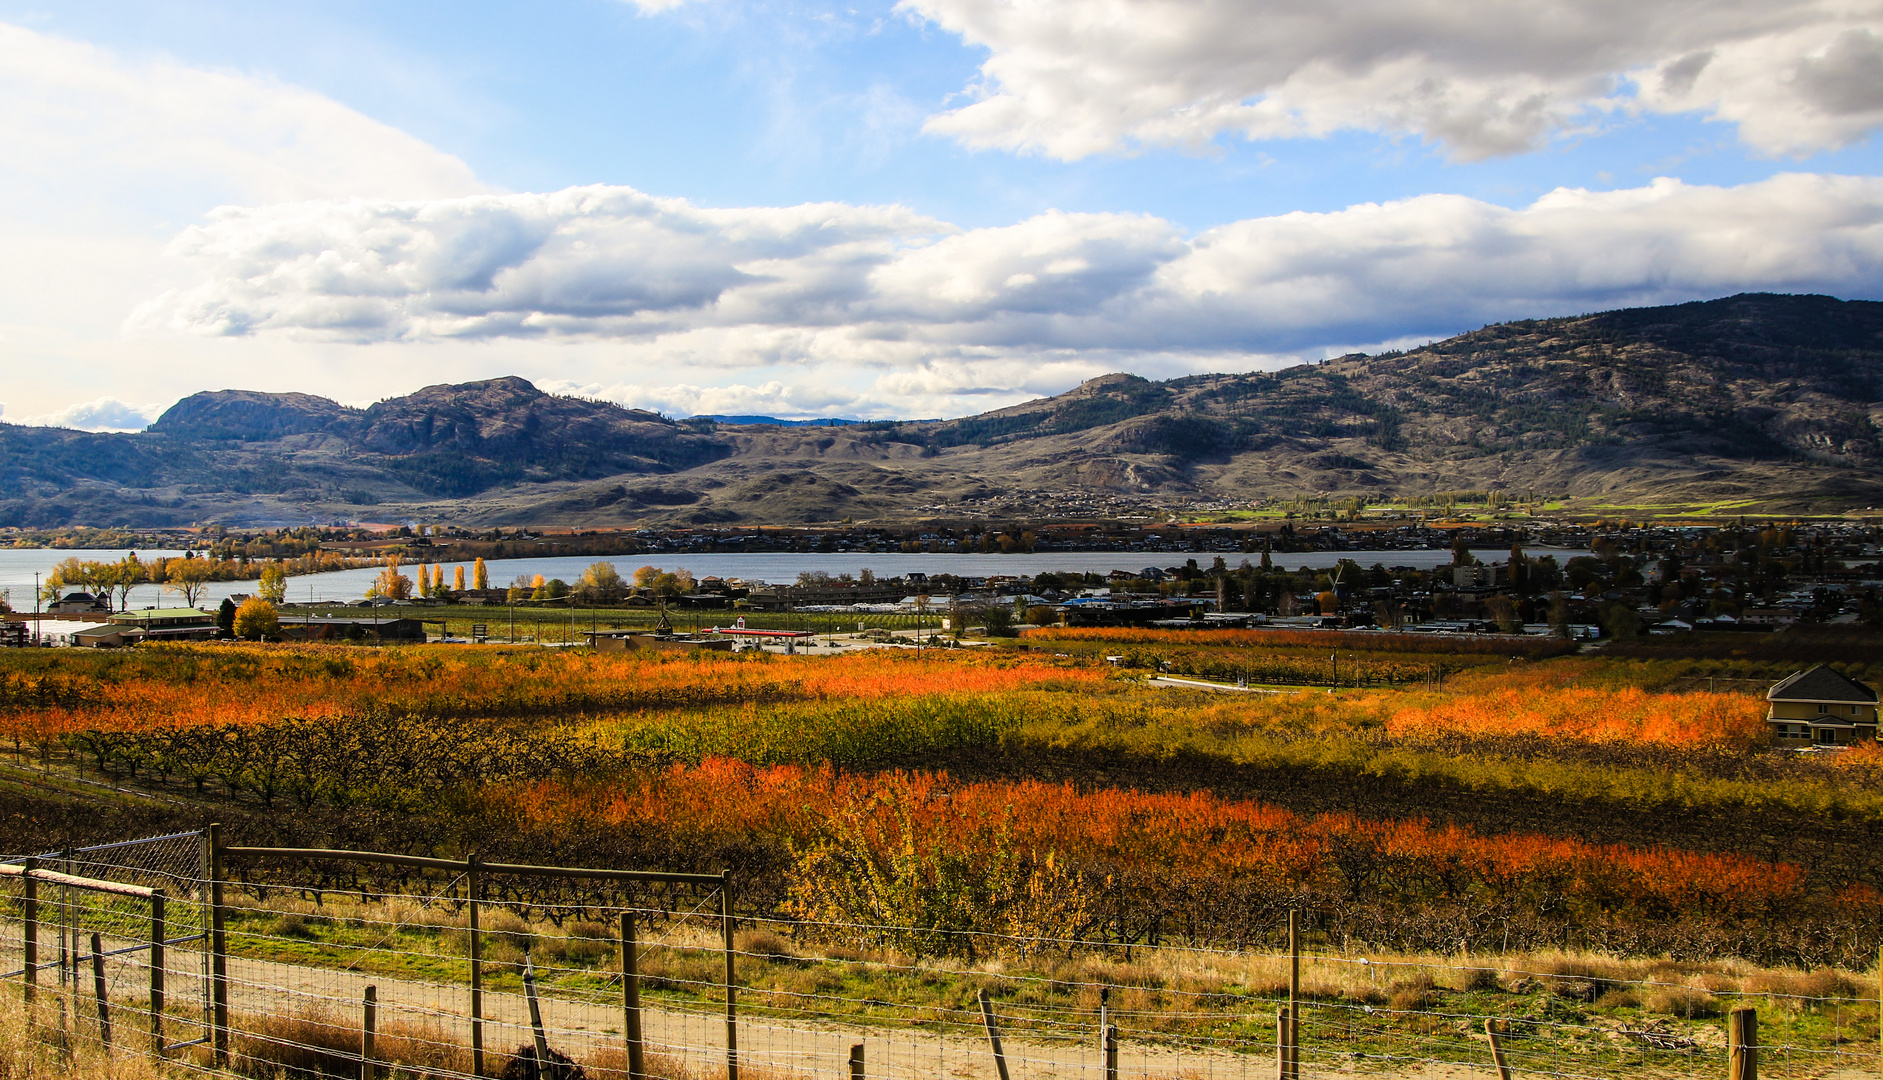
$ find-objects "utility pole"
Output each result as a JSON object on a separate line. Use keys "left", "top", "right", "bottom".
{"left": 32, "top": 572, "right": 41, "bottom": 645}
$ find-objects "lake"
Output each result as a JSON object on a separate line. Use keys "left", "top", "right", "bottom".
{"left": 0, "top": 546, "right": 1581, "bottom": 609}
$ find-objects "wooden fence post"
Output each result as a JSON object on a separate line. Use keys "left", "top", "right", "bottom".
{"left": 1287, "top": 910, "right": 1300, "bottom": 1080}
{"left": 1275, "top": 1006, "right": 1290, "bottom": 1080}
{"left": 467, "top": 851, "right": 483, "bottom": 1079}
{"left": 523, "top": 952, "right": 551, "bottom": 1068}
{"left": 1484, "top": 1019, "right": 1511, "bottom": 1080}
{"left": 1103, "top": 1023, "right": 1117, "bottom": 1080}
{"left": 22, "top": 857, "right": 36, "bottom": 1009}
{"left": 208, "top": 823, "right": 228, "bottom": 1066}
{"left": 979, "top": 989, "right": 1012, "bottom": 1080}
{"left": 722, "top": 870, "right": 738, "bottom": 1080}
{"left": 1729, "top": 1007, "right": 1757, "bottom": 1080}
{"left": 89, "top": 932, "right": 111, "bottom": 1052}
{"left": 150, "top": 890, "right": 166, "bottom": 1057}
{"left": 360, "top": 985, "right": 377, "bottom": 1080}
{"left": 849, "top": 1042, "right": 865, "bottom": 1080}
{"left": 622, "top": 910, "right": 645, "bottom": 1080}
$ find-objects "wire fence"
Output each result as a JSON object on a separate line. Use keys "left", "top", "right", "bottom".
{"left": 2, "top": 833, "right": 1878, "bottom": 1079}
{"left": 0, "top": 829, "right": 211, "bottom": 1062}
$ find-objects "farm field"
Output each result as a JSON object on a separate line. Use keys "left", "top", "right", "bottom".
{"left": 5, "top": 628, "right": 1883, "bottom": 1076}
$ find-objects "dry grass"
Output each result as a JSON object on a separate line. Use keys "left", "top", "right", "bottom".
{"left": 584, "top": 1047, "right": 815, "bottom": 1080}
{"left": 232, "top": 1006, "right": 470, "bottom": 1079}
{"left": 1742, "top": 968, "right": 1865, "bottom": 1004}
{"left": 0, "top": 992, "right": 182, "bottom": 1080}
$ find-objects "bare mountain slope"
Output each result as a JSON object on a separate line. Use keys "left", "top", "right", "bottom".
{"left": 3, "top": 293, "right": 1881, "bottom": 527}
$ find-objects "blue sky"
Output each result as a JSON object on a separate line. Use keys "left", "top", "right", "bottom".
{"left": 2, "top": 0, "right": 1882, "bottom": 426}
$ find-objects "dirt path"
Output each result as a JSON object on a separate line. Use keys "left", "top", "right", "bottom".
{"left": 227, "top": 951, "right": 1288, "bottom": 1080}
{"left": 10, "top": 932, "right": 1876, "bottom": 1079}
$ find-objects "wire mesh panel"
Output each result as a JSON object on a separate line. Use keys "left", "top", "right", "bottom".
{"left": 0, "top": 829, "right": 211, "bottom": 1059}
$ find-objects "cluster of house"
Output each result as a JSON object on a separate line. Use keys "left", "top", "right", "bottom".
{"left": 5, "top": 591, "right": 431, "bottom": 646}
{"left": 19, "top": 599, "right": 226, "bottom": 648}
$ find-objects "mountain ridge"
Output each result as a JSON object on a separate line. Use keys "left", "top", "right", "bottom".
{"left": 5, "top": 292, "right": 1883, "bottom": 526}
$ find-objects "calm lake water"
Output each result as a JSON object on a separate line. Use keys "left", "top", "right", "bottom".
{"left": 0, "top": 546, "right": 1578, "bottom": 609}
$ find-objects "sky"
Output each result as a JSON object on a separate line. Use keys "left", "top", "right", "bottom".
{"left": 2, "top": 0, "right": 1882, "bottom": 428}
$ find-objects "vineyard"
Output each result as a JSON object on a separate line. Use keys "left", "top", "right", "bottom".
{"left": 1017, "top": 625, "right": 1575, "bottom": 688}
{"left": 4, "top": 632, "right": 1883, "bottom": 983}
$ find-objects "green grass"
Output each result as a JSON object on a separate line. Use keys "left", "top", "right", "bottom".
{"left": 210, "top": 894, "right": 1872, "bottom": 1076}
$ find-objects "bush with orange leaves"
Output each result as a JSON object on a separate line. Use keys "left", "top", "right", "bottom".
{"left": 1385, "top": 661, "right": 1770, "bottom": 749}
{"left": 490, "top": 760, "right": 1875, "bottom": 966}
{"left": 1388, "top": 685, "right": 1768, "bottom": 750}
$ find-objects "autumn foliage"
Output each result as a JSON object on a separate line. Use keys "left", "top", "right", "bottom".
{"left": 0, "top": 645, "right": 1104, "bottom": 742}
{"left": 495, "top": 760, "right": 1865, "bottom": 964}
{"left": 0, "top": 638, "right": 1859, "bottom": 965}
{"left": 1387, "top": 671, "right": 1768, "bottom": 749}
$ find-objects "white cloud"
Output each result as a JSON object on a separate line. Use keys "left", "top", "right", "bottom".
{"left": 14, "top": 397, "right": 164, "bottom": 433}
{"left": 899, "top": 0, "right": 1883, "bottom": 160}
{"left": 136, "top": 186, "right": 945, "bottom": 341}
{"left": 140, "top": 173, "right": 1883, "bottom": 366}
{"left": 0, "top": 23, "right": 484, "bottom": 220}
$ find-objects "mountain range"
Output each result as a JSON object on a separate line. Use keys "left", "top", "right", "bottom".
{"left": 5, "top": 292, "right": 1882, "bottom": 527}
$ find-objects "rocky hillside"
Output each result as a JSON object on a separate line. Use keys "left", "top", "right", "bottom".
{"left": 4, "top": 293, "right": 1881, "bottom": 527}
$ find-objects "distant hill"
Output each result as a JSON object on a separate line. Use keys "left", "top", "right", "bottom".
{"left": 4, "top": 293, "right": 1882, "bottom": 527}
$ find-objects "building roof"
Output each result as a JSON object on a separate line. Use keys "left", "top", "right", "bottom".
{"left": 284, "top": 616, "right": 427, "bottom": 630}
{"left": 1768, "top": 664, "right": 1879, "bottom": 704}
{"left": 110, "top": 608, "right": 215, "bottom": 622}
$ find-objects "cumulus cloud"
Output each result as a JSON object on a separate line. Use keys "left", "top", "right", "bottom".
{"left": 137, "top": 186, "right": 946, "bottom": 341}
{"left": 899, "top": 0, "right": 1883, "bottom": 160}
{"left": 14, "top": 397, "right": 164, "bottom": 432}
{"left": 139, "top": 173, "right": 1883, "bottom": 367}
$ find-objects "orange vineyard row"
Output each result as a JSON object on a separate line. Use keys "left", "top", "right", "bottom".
{"left": 0, "top": 646, "right": 1105, "bottom": 739}
{"left": 495, "top": 760, "right": 1858, "bottom": 959}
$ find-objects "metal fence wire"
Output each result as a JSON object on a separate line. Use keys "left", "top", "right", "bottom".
{"left": 0, "top": 835, "right": 1875, "bottom": 1080}
{"left": 1, "top": 829, "right": 213, "bottom": 1056}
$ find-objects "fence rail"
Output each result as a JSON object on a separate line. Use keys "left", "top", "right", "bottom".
{"left": 4, "top": 831, "right": 1881, "bottom": 1079}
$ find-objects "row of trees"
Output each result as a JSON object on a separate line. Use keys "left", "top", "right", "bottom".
{"left": 45, "top": 553, "right": 219, "bottom": 608}
{"left": 367, "top": 555, "right": 493, "bottom": 600}
{"left": 44, "top": 550, "right": 392, "bottom": 610}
